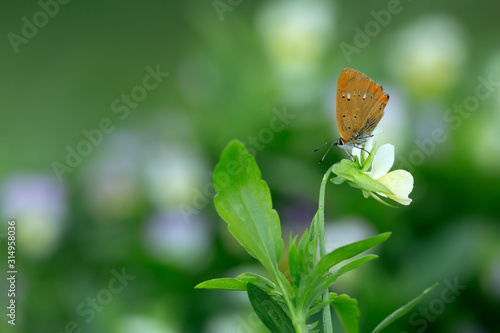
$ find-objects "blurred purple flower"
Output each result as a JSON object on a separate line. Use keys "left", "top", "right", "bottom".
{"left": 142, "top": 211, "right": 213, "bottom": 272}
{"left": 1, "top": 174, "right": 67, "bottom": 258}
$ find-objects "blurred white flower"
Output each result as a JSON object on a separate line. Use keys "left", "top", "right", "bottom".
{"left": 79, "top": 131, "right": 142, "bottom": 222}
{"left": 204, "top": 310, "right": 268, "bottom": 333}
{"left": 142, "top": 143, "right": 207, "bottom": 210}
{"left": 257, "top": 0, "right": 335, "bottom": 104}
{"left": 374, "top": 86, "right": 411, "bottom": 154}
{"left": 115, "top": 315, "right": 176, "bottom": 333}
{"left": 474, "top": 51, "right": 500, "bottom": 174}
{"left": 387, "top": 14, "right": 467, "bottom": 97}
{"left": 324, "top": 217, "right": 376, "bottom": 253}
{"left": 323, "top": 217, "right": 377, "bottom": 290}
{"left": 0, "top": 174, "right": 67, "bottom": 258}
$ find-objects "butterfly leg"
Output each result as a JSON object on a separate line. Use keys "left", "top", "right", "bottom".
{"left": 345, "top": 148, "right": 354, "bottom": 161}
{"left": 358, "top": 146, "right": 371, "bottom": 155}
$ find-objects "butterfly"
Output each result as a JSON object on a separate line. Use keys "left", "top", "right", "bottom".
{"left": 314, "top": 68, "right": 389, "bottom": 163}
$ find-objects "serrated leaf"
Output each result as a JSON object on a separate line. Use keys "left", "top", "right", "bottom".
{"left": 213, "top": 140, "right": 284, "bottom": 275}
{"left": 372, "top": 283, "right": 438, "bottom": 333}
{"left": 331, "top": 294, "right": 360, "bottom": 333}
{"left": 247, "top": 283, "right": 295, "bottom": 333}
{"left": 195, "top": 278, "right": 247, "bottom": 291}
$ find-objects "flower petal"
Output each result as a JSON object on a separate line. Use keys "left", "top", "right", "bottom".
{"left": 377, "top": 169, "right": 414, "bottom": 205}
{"left": 369, "top": 144, "right": 395, "bottom": 179}
{"left": 388, "top": 194, "right": 412, "bottom": 205}
{"left": 352, "top": 147, "right": 362, "bottom": 162}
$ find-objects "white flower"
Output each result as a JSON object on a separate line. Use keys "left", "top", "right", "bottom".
{"left": 365, "top": 144, "right": 413, "bottom": 205}
{"left": 332, "top": 130, "right": 414, "bottom": 206}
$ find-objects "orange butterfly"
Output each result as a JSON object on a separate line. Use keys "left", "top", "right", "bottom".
{"left": 315, "top": 68, "right": 389, "bottom": 163}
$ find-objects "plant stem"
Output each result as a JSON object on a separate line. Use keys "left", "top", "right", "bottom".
{"left": 272, "top": 270, "right": 306, "bottom": 333}
{"left": 318, "top": 165, "right": 334, "bottom": 333}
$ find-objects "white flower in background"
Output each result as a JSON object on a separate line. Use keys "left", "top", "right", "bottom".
{"left": 257, "top": 0, "right": 334, "bottom": 74}
{"left": 0, "top": 174, "right": 67, "bottom": 258}
{"left": 115, "top": 315, "right": 176, "bottom": 333}
{"left": 474, "top": 51, "right": 500, "bottom": 174}
{"left": 79, "top": 131, "right": 142, "bottom": 222}
{"left": 257, "top": 0, "right": 335, "bottom": 104}
{"left": 387, "top": 14, "right": 467, "bottom": 97}
{"left": 364, "top": 144, "right": 413, "bottom": 205}
{"left": 143, "top": 143, "right": 207, "bottom": 210}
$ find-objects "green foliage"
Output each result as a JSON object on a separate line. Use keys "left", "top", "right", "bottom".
{"left": 213, "top": 140, "right": 284, "bottom": 275}
{"left": 330, "top": 294, "right": 360, "bottom": 333}
{"left": 372, "top": 283, "right": 438, "bottom": 333}
{"left": 196, "top": 140, "right": 434, "bottom": 333}
{"left": 247, "top": 283, "right": 295, "bottom": 333}
{"left": 332, "top": 159, "right": 392, "bottom": 195}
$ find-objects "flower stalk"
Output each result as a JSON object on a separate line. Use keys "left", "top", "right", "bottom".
{"left": 317, "top": 165, "right": 334, "bottom": 333}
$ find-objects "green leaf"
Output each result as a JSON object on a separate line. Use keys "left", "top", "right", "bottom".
{"left": 372, "top": 283, "right": 438, "bottom": 333}
{"left": 235, "top": 272, "right": 280, "bottom": 296}
{"left": 307, "top": 292, "right": 337, "bottom": 318}
{"left": 351, "top": 172, "right": 393, "bottom": 194}
{"left": 330, "top": 254, "right": 379, "bottom": 281}
{"left": 331, "top": 159, "right": 358, "bottom": 182}
{"left": 331, "top": 294, "right": 360, "bottom": 333}
{"left": 195, "top": 278, "right": 248, "bottom": 291}
{"left": 330, "top": 176, "right": 345, "bottom": 185}
{"left": 310, "top": 211, "right": 319, "bottom": 241}
{"left": 297, "top": 234, "right": 389, "bottom": 315}
{"left": 213, "top": 140, "right": 284, "bottom": 275}
{"left": 311, "top": 233, "right": 391, "bottom": 282}
{"left": 195, "top": 272, "right": 280, "bottom": 292}
{"left": 360, "top": 143, "right": 376, "bottom": 172}
{"left": 247, "top": 283, "right": 295, "bottom": 333}
{"left": 288, "top": 235, "right": 301, "bottom": 289}
{"left": 279, "top": 271, "right": 295, "bottom": 298}
{"left": 332, "top": 159, "right": 392, "bottom": 195}
{"left": 298, "top": 229, "right": 318, "bottom": 273}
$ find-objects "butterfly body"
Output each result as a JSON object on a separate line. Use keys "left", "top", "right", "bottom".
{"left": 314, "top": 68, "right": 389, "bottom": 163}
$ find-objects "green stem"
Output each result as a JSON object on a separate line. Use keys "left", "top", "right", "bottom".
{"left": 272, "top": 270, "right": 306, "bottom": 333}
{"left": 318, "top": 165, "right": 334, "bottom": 333}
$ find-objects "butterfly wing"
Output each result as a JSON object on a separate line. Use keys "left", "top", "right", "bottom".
{"left": 336, "top": 68, "right": 389, "bottom": 144}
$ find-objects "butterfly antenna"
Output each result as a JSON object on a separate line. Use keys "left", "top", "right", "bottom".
{"left": 318, "top": 141, "right": 336, "bottom": 164}
{"left": 313, "top": 139, "right": 335, "bottom": 152}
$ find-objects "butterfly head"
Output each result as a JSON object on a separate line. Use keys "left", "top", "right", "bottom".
{"left": 333, "top": 137, "right": 344, "bottom": 148}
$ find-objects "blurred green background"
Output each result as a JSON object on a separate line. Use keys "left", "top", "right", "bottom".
{"left": 1, "top": 0, "right": 500, "bottom": 332}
